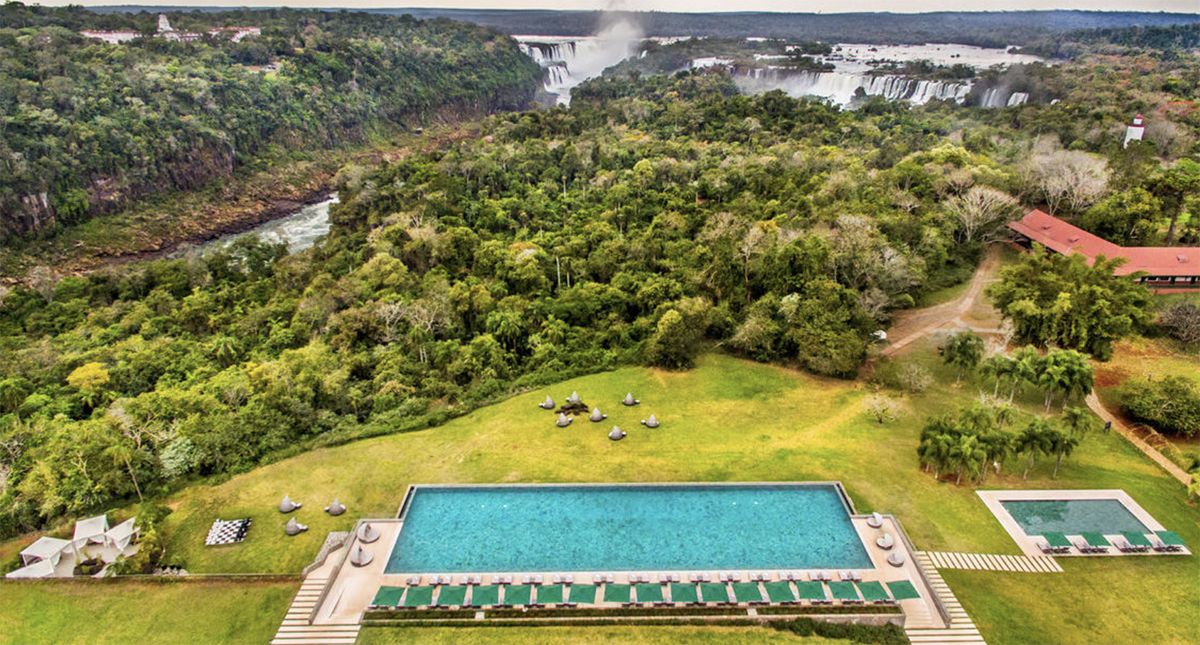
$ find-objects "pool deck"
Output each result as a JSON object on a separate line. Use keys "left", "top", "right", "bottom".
{"left": 305, "top": 512, "right": 948, "bottom": 630}
{"left": 978, "top": 489, "right": 1189, "bottom": 558}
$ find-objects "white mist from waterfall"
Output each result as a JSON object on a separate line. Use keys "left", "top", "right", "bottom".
{"left": 517, "top": 17, "right": 643, "bottom": 105}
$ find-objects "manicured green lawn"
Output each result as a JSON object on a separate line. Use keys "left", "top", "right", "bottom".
{"left": 0, "top": 579, "right": 296, "bottom": 645}
{"left": 3, "top": 348, "right": 1197, "bottom": 645}
{"left": 358, "top": 625, "right": 850, "bottom": 644}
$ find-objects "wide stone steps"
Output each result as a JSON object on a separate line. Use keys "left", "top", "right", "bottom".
{"left": 271, "top": 578, "right": 361, "bottom": 645}
{"left": 925, "top": 550, "right": 1062, "bottom": 573}
{"left": 905, "top": 552, "right": 986, "bottom": 645}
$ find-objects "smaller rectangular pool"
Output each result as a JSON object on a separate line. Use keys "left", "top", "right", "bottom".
{"left": 1001, "top": 499, "right": 1151, "bottom": 536}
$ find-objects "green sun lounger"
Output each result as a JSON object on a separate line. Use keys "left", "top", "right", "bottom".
{"left": 732, "top": 582, "right": 764, "bottom": 604}
{"left": 402, "top": 585, "right": 436, "bottom": 608}
{"left": 1155, "top": 530, "right": 1186, "bottom": 551}
{"left": 537, "top": 584, "right": 564, "bottom": 606}
{"left": 603, "top": 583, "right": 632, "bottom": 604}
{"left": 1122, "top": 531, "right": 1153, "bottom": 550}
{"left": 1042, "top": 531, "right": 1073, "bottom": 551}
{"left": 370, "top": 586, "right": 404, "bottom": 608}
{"left": 827, "top": 581, "right": 861, "bottom": 603}
{"left": 634, "top": 583, "right": 664, "bottom": 604}
{"left": 763, "top": 581, "right": 797, "bottom": 604}
{"left": 856, "top": 581, "right": 890, "bottom": 603}
{"left": 434, "top": 585, "right": 468, "bottom": 607}
{"left": 504, "top": 584, "right": 533, "bottom": 607}
{"left": 699, "top": 582, "right": 730, "bottom": 604}
{"left": 885, "top": 580, "right": 921, "bottom": 601}
{"left": 670, "top": 583, "right": 699, "bottom": 605}
{"left": 469, "top": 584, "right": 501, "bottom": 608}
{"left": 794, "top": 581, "right": 827, "bottom": 603}
{"left": 567, "top": 584, "right": 597, "bottom": 605}
{"left": 1081, "top": 532, "right": 1110, "bottom": 551}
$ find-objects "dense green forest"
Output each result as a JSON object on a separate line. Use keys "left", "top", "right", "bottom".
{"left": 0, "top": 4, "right": 541, "bottom": 238}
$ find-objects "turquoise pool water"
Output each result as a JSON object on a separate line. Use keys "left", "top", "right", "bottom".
{"left": 1002, "top": 499, "right": 1151, "bottom": 535}
{"left": 386, "top": 484, "right": 872, "bottom": 573}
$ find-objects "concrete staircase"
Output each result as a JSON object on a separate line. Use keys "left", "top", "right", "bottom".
{"left": 904, "top": 552, "right": 986, "bottom": 645}
{"left": 270, "top": 576, "right": 360, "bottom": 645}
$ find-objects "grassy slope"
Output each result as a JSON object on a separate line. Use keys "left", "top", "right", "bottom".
{"left": 0, "top": 579, "right": 296, "bottom": 645}
{"left": 358, "top": 625, "right": 850, "bottom": 644}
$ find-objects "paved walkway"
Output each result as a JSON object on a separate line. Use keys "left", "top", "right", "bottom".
{"left": 1084, "top": 393, "right": 1190, "bottom": 486}
{"left": 924, "top": 551, "right": 1062, "bottom": 573}
{"left": 271, "top": 575, "right": 360, "bottom": 645}
{"left": 906, "top": 552, "right": 986, "bottom": 645}
{"left": 882, "top": 246, "right": 1003, "bottom": 357}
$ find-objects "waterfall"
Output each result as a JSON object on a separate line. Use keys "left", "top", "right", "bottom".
{"left": 979, "top": 87, "right": 1029, "bottom": 108}
{"left": 517, "top": 20, "right": 643, "bottom": 105}
{"left": 734, "top": 68, "right": 972, "bottom": 107}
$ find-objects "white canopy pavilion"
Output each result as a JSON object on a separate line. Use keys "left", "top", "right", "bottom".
{"left": 104, "top": 518, "right": 138, "bottom": 550}
{"left": 73, "top": 514, "right": 109, "bottom": 548}
{"left": 5, "top": 558, "right": 56, "bottom": 579}
{"left": 19, "top": 536, "right": 74, "bottom": 566}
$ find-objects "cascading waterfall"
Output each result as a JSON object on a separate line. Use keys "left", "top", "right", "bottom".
{"left": 517, "top": 20, "right": 643, "bottom": 105}
{"left": 980, "top": 87, "right": 1030, "bottom": 108}
{"left": 734, "top": 68, "right": 972, "bottom": 106}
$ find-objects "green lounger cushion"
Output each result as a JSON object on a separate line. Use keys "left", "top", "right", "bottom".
{"left": 794, "top": 581, "right": 826, "bottom": 601}
{"left": 886, "top": 580, "right": 921, "bottom": 601}
{"left": 402, "top": 585, "right": 436, "bottom": 607}
{"left": 763, "top": 581, "right": 797, "bottom": 603}
{"left": 699, "top": 583, "right": 730, "bottom": 603}
{"left": 603, "top": 583, "right": 632, "bottom": 604}
{"left": 1043, "top": 532, "right": 1072, "bottom": 548}
{"left": 827, "top": 581, "right": 860, "bottom": 602}
{"left": 1156, "top": 530, "right": 1186, "bottom": 547}
{"left": 370, "top": 586, "right": 404, "bottom": 607}
{"left": 505, "top": 584, "right": 534, "bottom": 606}
{"left": 856, "top": 581, "right": 889, "bottom": 602}
{"left": 1081, "top": 531, "right": 1110, "bottom": 547}
{"left": 435, "top": 585, "right": 468, "bottom": 607}
{"left": 567, "top": 584, "right": 597, "bottom": 605}
{"left": 470, "top": 585, "right": 501, "bottom": 607}
{"left": 537, "top": 584, "right": 564, "bottom": 605}
{"left": 1123, "top": 531, "right": 1153, "bottom": 547}
{"left": 670, "top": 583, "right": 699, "bottom": 604}
{"left": 732, "top": 582, "right": 764, "bottom": 603}
{"left": 634, "top": 583, "right": 664, "bottom": 604}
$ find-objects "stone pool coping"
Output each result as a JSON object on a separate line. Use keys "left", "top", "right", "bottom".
{"left": 977, "top": 489, "right": 1186, "bottom": 557}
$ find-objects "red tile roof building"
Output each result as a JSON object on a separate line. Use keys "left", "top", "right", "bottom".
{"left": 1008, "top": 209, "right": 1200, "bottom": 288}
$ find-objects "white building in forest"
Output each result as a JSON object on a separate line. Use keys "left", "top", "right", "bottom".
{"left": 1123, "top": 114, "right": 1145, "bottom": 148}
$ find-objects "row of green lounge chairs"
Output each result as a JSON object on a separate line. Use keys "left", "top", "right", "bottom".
{"left": 369, "top": 579, "right": 924, "bottom": 611}
{"left": 1038, "top": 530, "right": 1186, "bottom": 555}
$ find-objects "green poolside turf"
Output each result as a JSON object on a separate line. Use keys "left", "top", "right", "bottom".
{"left": 732, "top": 582, "right": 764, "bottom": 604}
{"left": 371, "top": 586, "right": 404, "bottom": 608}
{"left": 537, "top": 584, "right": 564, "bottom": 605}
{"left": 827, "top": 582, "right": 859, "bottom": 602}
{"left": 634, "top": 583, "right": 664, "bottom": 604}
{"left": 603, "top": 584, "right": 632, "bottom": 604}
{"left": 567, "top": 584, "right": 597, "bottom": 605}
{"left": 793, "top": 581, "right": 826, "bottom": 602}
{"left": 699, "top": 583, "right": 730, "bottom": 604}
{"left": 763, "top": 581, "right": 797, "bottom": 604}
{"left": 856, "top": 581, "right": 889, "bottom": 603}
{"left": 669, "top": 583, "right": 699, "bottom": 604}
{"left": 402, "top": 585, "right": 435, "bottom": 608}
{"left": 885, "top": 580, "right": 920, "bottom": 601}
{"left": 469, "top": 585, "right": 500, "bottom": 607}
{"left": 434, "top": 585, "right": 467, "bottom": 607}
{"left": 504, "top": 584, "right": 533, "bottom": 606}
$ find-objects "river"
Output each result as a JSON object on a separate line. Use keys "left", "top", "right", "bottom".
{"left": 184, "top": 194, "right": 338, "bottom": 256}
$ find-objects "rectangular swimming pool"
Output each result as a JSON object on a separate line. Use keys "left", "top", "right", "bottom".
{"left": 1001, "top": 499, "right": 1151, "bottom": 536}
{"left": 386, "top": 483, "right": 873, "bottom": 573}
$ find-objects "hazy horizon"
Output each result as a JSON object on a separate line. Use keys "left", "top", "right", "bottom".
{"left": 24, "top": 1, "right": 1200, "bottom": 15}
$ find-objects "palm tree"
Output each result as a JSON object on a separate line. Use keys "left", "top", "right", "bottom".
{"left": 942, "top": 331, "right": 985, "bottom": 385}
{"left": 1017, "top": 419, "right": 1054, "bottom": 479}
{"left": 1048, "top": 426, "right": 1081, "bottom": 478}
{"left": 977, "top": 430, "right": 1016, "bottom": 482}
{"left": 1010, "top": 346, "right": 1041, "bottom": 402}
{"left": 949, "top": 434, "right": 986, "bottom": 485}
{"left": 979, "top": 354, "right": 1015, "bottom": 398}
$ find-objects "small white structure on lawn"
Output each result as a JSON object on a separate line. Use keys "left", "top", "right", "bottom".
{"left": 6, "top": 558, "right": 57, "bottom": 579}
{"left": 20, "top": 536, "right": 74, "bottom": 567}
{"left": 1124, "top": 114, "right": 1145, "bottom": 148}
{"left": 105, "top": 519, "right": 139, "bottom": 551}
{"left": 73, "top": 514, "right": 109, "bottom": 548}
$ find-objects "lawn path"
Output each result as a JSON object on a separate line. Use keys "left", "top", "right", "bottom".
{"left": 881, "top": 246, "right": 1003, "bottom": 357}
{"left": 1084, "top": 393, "right": 1189, "bottom": 486}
